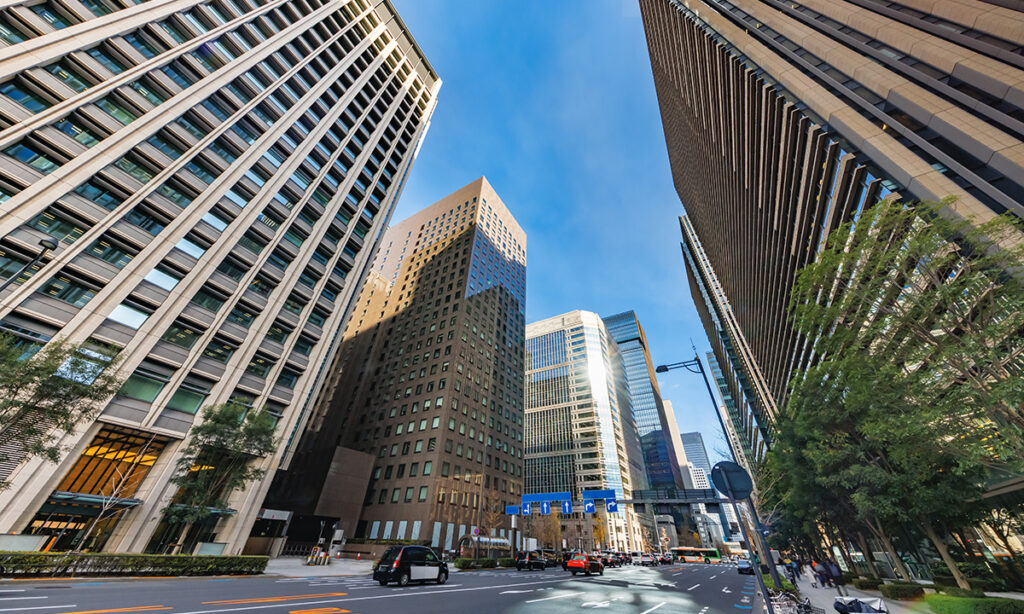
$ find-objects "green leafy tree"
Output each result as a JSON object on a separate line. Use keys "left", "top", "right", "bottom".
{"left": 162, "top": 402, "right": 276, "bottom": 550}
{"left": 0, "top": 335, "right": 123, "bottom": 490}
{"left": 772, "top": 199, "right": 1024, "bottom": 589}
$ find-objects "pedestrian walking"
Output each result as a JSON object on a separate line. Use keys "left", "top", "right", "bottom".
{"left": 828, "top": 560, "right": 848, "bottom": 596}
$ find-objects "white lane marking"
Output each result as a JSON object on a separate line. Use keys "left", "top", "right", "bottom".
{"left": 524, "top": 592, "right": 584, "bottom": 604}
{"left": 168, "top": 578, "right": 587, "bottom": 614}
{"left": 671, "top": 572, "right": 683, "bottom": 576}
{"left": 500, "top": 590, "right": 535, "bottom": 594}
{"left": 640, "top": 604, "right": 667, "bottom": 614}
{"left": 687, "top": 584, "right": 701, "bottom": 590}
{"left": 0, "top": 600, "right": 48, "bottom": 603}
{"left": 0, "top": 592, "right": 26, "bottom": 594}
{"left": 0, "top": 606, "right": 76, "bottom": 613}
{"left": 711, "top": 575, "right": 719, "bottom": 579}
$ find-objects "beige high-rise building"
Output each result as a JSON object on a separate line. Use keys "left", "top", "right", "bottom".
{"left": 640, "top": 0, "right": 1024, "bottom": 470}
{"left": 0, "top": 0, "right": 439, "bottom": 554}
{"left": 269, "top": 177, "right": 527, "bottom": 555}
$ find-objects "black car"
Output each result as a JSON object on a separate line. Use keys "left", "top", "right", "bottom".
{"left": 374, "top": 545, "right": 448, "bottom": 586}
{"left": 600, "top": 553, "right": 620, "bottom": 568}
{"left": 737, "top": 559, "right": 755, "bottom": 575}
{"left": 516, "top": 551, "right": 546, "bottom": 571}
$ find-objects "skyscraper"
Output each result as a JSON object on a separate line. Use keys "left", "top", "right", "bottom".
{"left": 639, "top": 0, "right": 1024, "bottom": 450}
{"left": 680, "top": 432, "right": 711, "bottom": 478}
{"left": 525, "top": 310, "right": 647, "bottom": 552}
{"left": 271, "top": 177, "right": 526, "bottom": 554}
{"left": 0, "top": 0, "right": 439, "bottom": 553}
{"left": 603, "top": 310, "right": 683, "bottom": 489}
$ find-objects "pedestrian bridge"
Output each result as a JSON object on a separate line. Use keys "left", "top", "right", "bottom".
{"left": 618, "top": 488, "right": 727, "bottom": 505}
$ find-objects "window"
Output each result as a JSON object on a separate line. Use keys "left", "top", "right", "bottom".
{"left": 74, "top": 181, "right": 122, "bottom": 210}
{"left": 191, "top": 289, "right": 224, "bottom": 312}
{"left": 166, "top": 383, "right": 208, "bottom": 414}
{"left": 143, "top": 266, "right": 181, "bottom": 290}
{"left": 423, "top": 461, "right": 432, "bottom": 475}
{"left": 6, "top": 142, "right": 61, "bottom": 174}
{"left": 203, "top": 340, "right": 234, "bottom": 363}
{"left": 1, "top": 82, "right": 51, "bottom": 112}
{"left": 39, "top": 275, "right": 95, "bottom": 307}
{"left": 404, "top": 487, "right": 414, "bottom": 503}
{"left": 418, "top": 486, "right": 427, "bottom": 502}
{"left": 120, "top": 371, "right": 166, "bottom": 401}
{"left": 246, "top": 355, "right": 273, "bottom": 377}
{"left": 109, "top": 302, "right": 149, "bottom": 329}
{"left": 88, "top": 239, "right": 132, "bottom": 268}
{"left": 54, "top": 119, "right": 99, "bottom": 147}
{"left": 227, "top": 305, "right": 256, "bottom": 328}
{"left": 161, "top": 322, "right": 201, "bottom": 348}
{"left": 31, "top": 4, "right": 72, "bottom": 29}
{"left": 391, "top": 488, "right": 400, "bottom": 503}
{"left": 96, "top": 97, "right": 138, "bottom": 124}
{"left": 88, "top": 47, "right": 126, "bottom": 74}
{"left": 175, "top": 237, "right": 206, "bottom": 259}
{"left": 277, "top": 370, "right": 298, "bottom": 389}
{"left": 28, "top": 209, "right": 82, "bottom": 243}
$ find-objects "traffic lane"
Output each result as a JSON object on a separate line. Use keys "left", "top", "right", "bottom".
{"left": 657, "top": 562, "right": 764, "bottom": 613}
{"left": 0, "top": 570, "right": 595, "bottom": 614}
{"left": 0, "top": 564, "right": 755, "bottom": 614}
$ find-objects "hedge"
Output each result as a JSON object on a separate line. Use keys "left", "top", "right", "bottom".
{"left": 453, "top": 558, "right": 475, "bottom": 569}
{"left": 879, "top": 583, "right": 924, "bottom": 600}
{"left": 498, "top": 557, "right": 515, "bottom": 568}
{"left": 762, "top": 573, "right": 798, "bottom": 593}
{"left": 925, "top": 595, "right": 1024, "bottom": 614}
{"left": 853, "top": 577, "right": 883, "bottom": 590}
{"left": 935, "top": 576, "right": 1004, "bottom": 592}
{"left": 0, "top": 552, "right": 268, "bottom": 577}
{"left": 475, "top": 558, "right": 496, "bottom": 568}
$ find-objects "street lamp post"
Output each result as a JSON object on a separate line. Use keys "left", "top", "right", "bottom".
{"left": 656, "top": 354, "right": 784, "bottom": 590}
{"left": 0, "top": 239, "right": 59, "bottom": 297}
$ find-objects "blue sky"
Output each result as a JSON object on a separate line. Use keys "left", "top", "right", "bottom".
{"left": 389, "top": 0, "right": 732, "bottom": 466}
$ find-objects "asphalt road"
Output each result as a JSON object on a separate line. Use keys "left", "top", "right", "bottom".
{"left": 0, "top": 562, "right": 761, "bottom": 614}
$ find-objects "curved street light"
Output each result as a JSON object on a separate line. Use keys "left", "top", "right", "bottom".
{"left": 0, "top": 238, "right": 59, "bottom": 297}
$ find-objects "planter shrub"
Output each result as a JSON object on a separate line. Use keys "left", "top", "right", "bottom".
{"left": 880, "top": 583, "right": 924, "bottom": 600}
{"left": 498, "top": 558, "right": 515, "bottom": 568}
{"left": 762, "top": 574, "right": 797, "bottom": 593}
{"left": 475, "top": 559, "right": 496, "bottom": 568}
{"left": 0, "top": 552, "right": 268, "bottom": 577}
{"left": 925, "top": 595, "right": 1024, "bottom": 614}
{"left": 853, "top": 577, "right": 883, "bottom": 590}
{"left": 453, "top": 558, "right": 475, "bottom": 569}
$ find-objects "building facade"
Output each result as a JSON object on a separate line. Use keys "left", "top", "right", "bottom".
{"left": 271, "top": 177, "right": 527, "bottom": 554}
{"left": 524, "top": 310, "right": 647, "bottom": 552}
{"left": 0, "top": 0, "right": 439, "bottom": 553}
{"left": 639, "top": 0, "right": 1024, "bottom": 449}
{"left": 603, "top": 310, "right": 683, "bottom": 490}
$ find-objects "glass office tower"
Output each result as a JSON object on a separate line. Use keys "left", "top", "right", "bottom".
{"left": 603, "top": 310, "right": 683, "bottom": 490}
{"left": 0, "top": 0, "right": 439, "bottom": 554}
{"left": 525, "top": 310, "right": 647, "bottom": 552}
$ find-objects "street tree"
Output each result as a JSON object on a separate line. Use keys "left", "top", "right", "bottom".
{"left": 162, "top": 401, "right": 276, "bottom": 552}
{"left": 775, "top": 199, "right": 1024, "bottom": 589}
{"left": 0, "top": 335, "right": 123, "bottom": 490}
{"left": 591, "top": 511, "right": 607, "bottom": 550}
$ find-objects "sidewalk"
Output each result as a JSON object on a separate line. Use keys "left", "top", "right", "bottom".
{"left": 264, "top": 557, "right": 374, "bottom": 577}
{"left": 793, "top": 572, "right": 928, "bottom": 614}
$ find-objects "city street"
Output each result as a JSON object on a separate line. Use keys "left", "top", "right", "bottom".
{"left": 0, "top": 563, "right": 761, "bottom": 614}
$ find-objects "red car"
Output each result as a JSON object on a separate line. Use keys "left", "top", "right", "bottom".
{"left": 566, "top": 554, "right": 604, "bottom": 576}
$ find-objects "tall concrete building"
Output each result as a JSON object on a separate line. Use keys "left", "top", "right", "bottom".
{"left": 524, "top": 310, "right": 647, "bottom": 552}
{"left": 270, "top": 177, "right": 526, "bottom": 554}
{"left": 639, "top": 0, "right": 1024, "bottom": 458}
{"left": 603, "top": 310, "right": 683, "bottom": 490}
{"left": 0, "top": 0, "right": 439, "bottom": 553}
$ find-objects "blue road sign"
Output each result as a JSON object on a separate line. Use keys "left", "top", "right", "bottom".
{"left": 583, "top": 500, "right": 596, "bottom": 513}
{"left": 561, "top": 501, "right": 573, "bottom": 514}
{"left": 540, "top": 502, "right": 551, "bottom": 515}
{"left": 522, "top": 502, "right": 532, "bottom": 515}
{"left": 582, "top": 489, "right": 616, "bottom": 500}
{"left": 505, "top": 505, "right": 519, "bottom": 515}
{"left": 606, "top": 500, "right": 618, "bottom": 513}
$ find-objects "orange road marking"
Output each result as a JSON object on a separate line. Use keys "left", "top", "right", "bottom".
{"left": 57, "top": 606, "right": 170, "bottom": 614}
{"left": 202, "top": 593, "right": 347, "bottom": 605}
{"left": 288, "top": 609, "right": 350, "bottom": 614}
